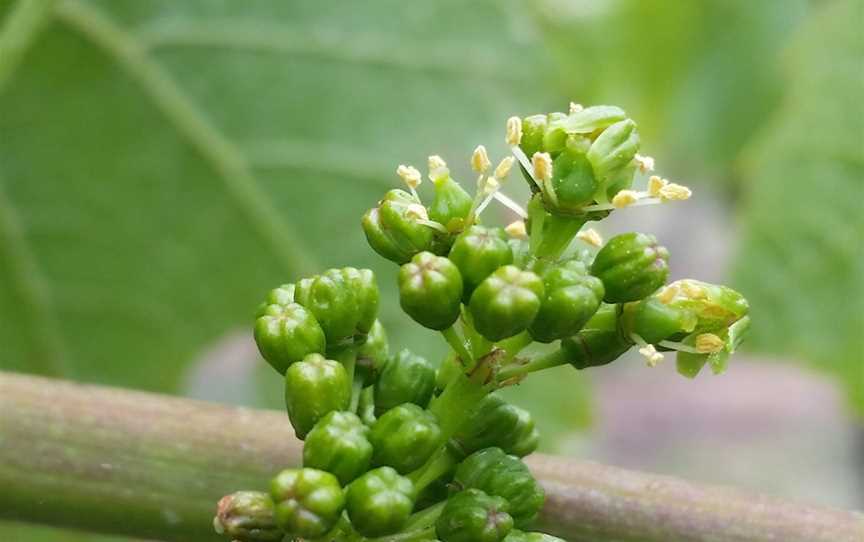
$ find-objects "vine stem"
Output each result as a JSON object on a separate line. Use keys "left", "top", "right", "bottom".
{"left": 0, "top": 371, "right": 861, "bottom": 542}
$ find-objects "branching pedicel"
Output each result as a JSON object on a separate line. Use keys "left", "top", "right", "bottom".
{"left": 215, "top": 104, "right": 751, "bottom": 542}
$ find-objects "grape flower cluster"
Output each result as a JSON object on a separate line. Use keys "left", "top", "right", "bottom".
{"left": 214, "top": 103, "right": 751, "bottom": 542}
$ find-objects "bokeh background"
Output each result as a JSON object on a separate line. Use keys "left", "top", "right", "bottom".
{"left": 0, "top": 0, "right": 861, "bottom": 540}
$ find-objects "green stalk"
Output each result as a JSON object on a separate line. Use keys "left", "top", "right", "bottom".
{"left": 497, "top": 348, "right": 570, "bottom": 383}
{"left": 535, "top": 214, "right": 587, "bottom": 260}
{"left": 349, "top": 377, "right": 364, "bottom": 413}
{"left": 440, "top": 325, "right": 473, "bottom": 366}
{"left": 428, "top": 364, "right": 494, "bottom": 442}
{"left": 366, "top": 526, "right": 436, "bottom": 542}
{"left": 407, "top": 447, "right": 457, "bottom": 496}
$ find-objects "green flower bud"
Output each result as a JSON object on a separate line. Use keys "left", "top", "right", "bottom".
{"left": 560, "top": 303, "right": 632, "bottom": 369}
{"left": 213, "top": 491, "right": 281, "bottom": 542}
{"left": 429, "top": 174, "right": 473, "bottom": 232}
{"left": 254, "top": 303, "right": 326, "bottom": 374}
{"left": 370, "top": 403, "right": 443, "bottom": 474}
{"left": 562, "top": 104, "right": 628, "bottom": 133}
{"left": 453, "top": 448, "right": 545, "bottom": 528}
{"left": 591, "top": 232, "right": 670, "bottom": 303}
{"left": 295, "top": 268, "right": 378, "bottom": 344}
{"left": 662, "top": 279, "right": 750, "bottom": 334}
{"left": 622, "top": 297, "right": 697, "bottom": 344}
{"left": 303, "top": 411, "right": 373, "bottom": 486}
{"left": 362, "top": 189, "right": 435, "bottom": 264}
{"left": 530, "top": 259, "right": 604, "bottom": 343}
{"left": 452, "top": 394, "right": 539, "bottom": 458}
{"left": 504, "top": 530, "right": 567, "bottom": 542}
{"left": 399, "top": 252, "right": 463, "bottom": 330}
{"left": 541, "top": 112, "right": 569, "bottom": 156}
{"left": 374, "top": 348, "right": 437, "bottom": 415}
{"left": 355, "top": 319, "right": 389, "bottom": 386}
{"left": 587, "top": 118, "right": 640, "bottom": 186}
{"left": 543, "top": 137, "right": 598, "bottom": 214}
{"left": 284, "top": 353, "right": 350, "bottom": 439}
{"left": 436, "top": 489, "right": 514, "bottom": 542}
{"left": 270, "top": 468, "right": 344, "bottom": 539}
{"left": 254, "top": 283, "right": 295, "bottom": 318}
{"left": 448, "top": 225, "right": 514, "bottom": 299}
{"left": 469, "top": 266, "right": 544, "bottom": 341}
{"left": 519, "top": 114, "right": 548, "bottom": 163}
{"left": 345, "top": 467, "right": 415, "bottom": 537}
{"left": 339, "top": 267, "right": 379, "bottom": 335}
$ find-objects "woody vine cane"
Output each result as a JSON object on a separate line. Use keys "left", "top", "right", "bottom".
{"left": 214, "top": 103, "right": 751, "bottom": 542}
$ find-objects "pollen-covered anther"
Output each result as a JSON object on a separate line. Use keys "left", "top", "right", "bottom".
{"left": 696, "top": 333, "right": 725, "bottom": 354}
{"left": 612, "top": 189, "right": 640, "bottom": 208}
{"left": 505, "top": 220, "right": 528, "bottom": 239}
{"left": 681, "top": 281, "right": 707, "bottom": 299}
{"left": 531, "top": 152, "right": 553, "bottom": 181}
{"left": 635, "top": 154, "right": 655, "bottom": 173}
{"left": 506, "top": 116, "right": 523, "bottom": 146}
{"left": 659, "top": 182, "right": 692, "bottom": 201}
{"left": 576, "top": 228, "right": 603, "bottom": 247}
{"left": 656, "top": 284, "right": 680, "bottom": 304}
{"left": 569, "top": 102, "right": 584, "bottom": 114}
{"left": 405, "top": 203, "right": 429, "bottom": 221}
{"left": 427, "top": 155, "right": 449, "bottom": 181}
{"left": 397, "top": 165, "right": 422, "bottom": 189}
{"left": 494, "top": 156, "right": 515, "bottom": 180}
{"left": 471, "top": 145, "right": 491, "bottom": 174}
{"left": 648, "top": 175, "right": 668, "bottom": 197}
{"left": 638, "top": 344, "right": 664, "bottom": 367}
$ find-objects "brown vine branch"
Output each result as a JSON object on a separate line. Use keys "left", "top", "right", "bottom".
{"left": 0, "top": 371, "right": 861, "bottom": 542}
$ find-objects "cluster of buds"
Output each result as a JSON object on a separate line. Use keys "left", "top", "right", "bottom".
{"left": 218, "top": 103, "right": 749, "bottom": 542}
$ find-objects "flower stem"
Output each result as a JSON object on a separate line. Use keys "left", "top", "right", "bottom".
{"left": 408, "top": 447, "right": 457, "bottom": 496}
{"left": 440, "top": 325, "right": 473, "bottom": 366}
{"left": 497, "top": 348, "right": 570, "bottom": 383}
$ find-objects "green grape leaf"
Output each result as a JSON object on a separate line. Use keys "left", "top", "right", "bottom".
{"left": 732, "top": 0, "right": 864, "bottom": 417}
{"left": 0, "top": 0, "right": 554, "bottom": 393}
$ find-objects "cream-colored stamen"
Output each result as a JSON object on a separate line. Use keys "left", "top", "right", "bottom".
{"left": 494, "top": 156, "right": 515, "bottom": 180}
{"left": 569, "top": 102, "right": 584, "bottom": 114}
{"left": 648, "top": 175, "right": 667, "bottom": 197}
{"left": 656, "top": 284, "right": 679, "bottom": 304}
{"left": 611, "top": 190, "right": 639, "bottom": 208}
{"left": 505, "top": 116, "right": 523, "bottom": 146}
{"left": 471, "top": 145, "right": 491, "bottom": 174}
{"left": 659, "top": 182, "right": 692, "bottom": 201}
{"left": 635, "top": 154, "right": 655, "bottom": 173}
{"left": 531, "top": 152, "right": 552, "bottom": 181}
{"left": 638, "top": 344, "right": 664, "bottom": 367}
{"left": 696, "top": 333, "right": 725, "bottom": 354}
{"left": 505, "top": 220, "right": 528, "bottom": 239}
{"left": 405, "top": 203, "right": 428, "bottom": 221}
{"left": 397, "top": 165, "right": 422, "bottom": 189}
{"left": 576, "top": 228, "right": 603, "bottom": 247}
{"left": 482, "top": 177, "right": 500, "bottom": 195}
{"left": 427, "top": 155, "right": 449, "bottom": 181}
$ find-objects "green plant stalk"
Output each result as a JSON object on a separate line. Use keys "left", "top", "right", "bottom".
{"left": 427, "top": 363, "right": 494, "bottom": 442}
{"left": 496, "top": 348, "right": 570, "bottom": 383}
{"left": 535, "top": 215, "right": 587, "bottom": 260}
{"left": 1, "top": 371, "right": 862, "bottom": 542}
{"left": 440, "top": 325, "right": 473, "bottom": 366}
{"left": 407, "top": 447, "right": 457, "bottom": 496}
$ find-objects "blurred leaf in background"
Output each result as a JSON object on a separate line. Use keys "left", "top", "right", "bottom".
{"left": 732, "top": 0, "right": 864, "bottom": 417}
{"left": 535, "top": 0, "right": 807, "bottom": 183}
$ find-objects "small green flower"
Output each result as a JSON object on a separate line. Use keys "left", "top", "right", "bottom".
{"left": 586, "top": 118, "right": 640, "bottom": 193}
{"left": 253, "top": 303, "right": 326, "bottom": 374}
{"left": 213, "top": 491, "right": 282, "bottom": 542}
{"left": 370, "top": 403, "right": 443, "bottom": 474}
{"left": 448, "top": 225, "right": 514, "bottom": 299}
{"left": 559, "top": 303, "right": 632, "bottom": 370}
{"left": 453, "top": 448, "right": 545, "bottom": 528}
{"left": 436, "top": 489, "right": 514, "bottom": 542}
{"left": 399, "top": 251, "right": 463, "bottom": 330}
{"left": 345, "top": 467, "right": 415, "bottom": 537}
{"left": 270, "top": 468, "right": 344, "bottom": 539}
{"left": 428, "top": 172, "right": 473, "bottom": 234}
{"left": 529, "top": 259, "right": 604, "bottom": 343}
{"left": 469, "top": 265, "right": 544, "bottom": 341}
{"left": 591, "top": 232, "right": 670, "bottom": 303}
{"left": 294, "top": 268, "right": 379, "bottom": 344}
{"left": 374, "top": 348, "right": 437, "bottom": 415}
{"left": 452, "top": 394, "right": 539, "bottom": 458}
{"left": 254, "top": 283, "right": 295, "bottom": 318}
{"left": 303, "top": 411, "right": 373, "bottom": 486}
{"left": 362, "top": 189, "right": 436, "bottom": 264}
{"left": 284, "top": 353, "right": 350, "bottom": 439}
